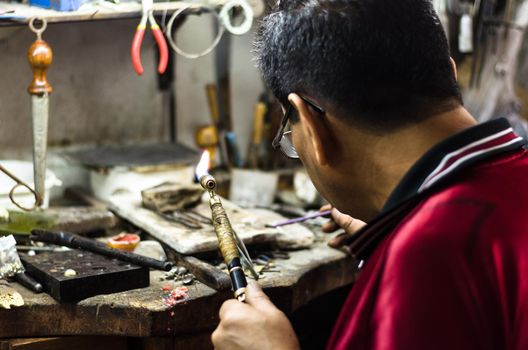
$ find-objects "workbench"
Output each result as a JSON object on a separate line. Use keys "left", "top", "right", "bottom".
{"left": 0, "top": 240, "right": 357, "bottom": 349}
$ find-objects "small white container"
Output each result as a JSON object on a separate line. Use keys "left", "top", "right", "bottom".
{"left": 229, "top": 169, "right": 279, "bottom": 208}
{"left": 0, "top": 160, "right": 62, "bottom": 209}
{"left": 90, "top": 165, "right": 195, "bottom": 201}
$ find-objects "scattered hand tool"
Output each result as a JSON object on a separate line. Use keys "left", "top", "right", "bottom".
{"left": 13, "top": 272, "right": 42, "bottom": 293}
{"left": 163, "top": 247, "right": 231, "bottom": 291}
{"left": 266, "top": 210, "right": 332, "bottom": 228}
{"left": 161, "top": 211, "right": 203, "bottom": 229}
{"left": 161, "top": 210, "right": 213, "bottom": 229}
{"left": 131, "top": 0, "right": 168, "bottom": 75}
{"left": 30, "top": 229, "right": 173, "bottom": 271}
{"left": 27, "top": 17, "right": 52, "bottom": 209}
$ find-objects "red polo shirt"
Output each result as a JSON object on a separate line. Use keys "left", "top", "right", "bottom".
{"left": 327, "top": 118, "right": 528, "bottom": 349}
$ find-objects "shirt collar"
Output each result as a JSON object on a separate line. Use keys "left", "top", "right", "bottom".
{"left": 347, "top": 118, "right": 526, "bottom": 261}
{"left": 382, "top": 118, "right": 525, "bottom": 213}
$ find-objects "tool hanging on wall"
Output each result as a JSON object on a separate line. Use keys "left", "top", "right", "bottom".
{"left": 166, "top": 4, "right": 225, "bottom": 59}
{"left": 205, "top": 83, "right": 229, "bottom": 167}
{"left": 246, "top": 99, "right": 267, "bottom": 169}
{"left": 131, "top": 0, "right": 169, "bottom": 75}
{"left": 164, "top": 0, "right": 254, "bottom": 60}
{"left": 219, "top": 0, "right": 254, "bottom": 35}
{"left": 27, "top": 17, "right": 52, "bottom": 210}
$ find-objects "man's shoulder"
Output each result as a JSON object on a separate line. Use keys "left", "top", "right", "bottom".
{"left": 388, "top": 150, "right": 528, "bottom": 260}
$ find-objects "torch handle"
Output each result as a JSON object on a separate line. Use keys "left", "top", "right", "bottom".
{"left": 209, "top": 196, "right": 248, "bottom": 302}
{"left": 227, "top": 257, "right": 247, "bottom": 302}
{"left": 210, "top": 199, "right": 240, "bottom": 263}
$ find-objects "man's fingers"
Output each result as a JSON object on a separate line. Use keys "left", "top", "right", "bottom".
{"left": 322, "top": 220, "right": 339, "bottom": 233}
{"left": 245, "top": 282, "right": 276, "bottom": 312}
{"left": 219, "top": 299, "right": 247, "bottom": 321}
{"left": 320, "top": 204, "right": 332, "bottom": 211}
{"left": 211, "top": 327, "right": 222, "bottom": 348}
{"left": 328, "top": 232, "right": 351, "bottom": 248}
{"left": 331, "top": 208, "right": 366, "bottom": 235}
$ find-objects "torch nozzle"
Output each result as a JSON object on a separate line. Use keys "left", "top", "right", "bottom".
{"left": 200, "top": 175, "right": 217, "bottom": 192}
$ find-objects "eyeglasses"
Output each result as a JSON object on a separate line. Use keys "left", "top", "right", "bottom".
{"left": 272, "top": 95, "right": 326, "bottom": 159}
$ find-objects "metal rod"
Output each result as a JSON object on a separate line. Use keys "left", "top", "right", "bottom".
{"left": 30, "top": 229, "right": 173, "bottom": 271}
{"left": 266, "top": 210, "right": 332, "bottom": 228}
{"left": 14, "top": 272, "right": 43, "bottom": 293}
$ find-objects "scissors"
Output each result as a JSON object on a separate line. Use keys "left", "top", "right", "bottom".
{"left": 131, "top": 0, "right": 169, "bottom": 75}
{"left": 0, "top": 164, "right": 41, "bottom": 211}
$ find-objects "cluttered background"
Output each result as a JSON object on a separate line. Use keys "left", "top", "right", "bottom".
{"left": 1, "top": 0, "right": 528, "bottom": 348}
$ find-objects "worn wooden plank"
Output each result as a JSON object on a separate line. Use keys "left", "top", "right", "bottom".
{"left": 109, "top": 192, "right": 315, "bottom": 255}
{"left": 0, "top": 337, "right": 127, "bottom": 350}
{"left": 48, "top": 207, "right": 117, "bottom": 233}
{"left": 0, "top": 241, "right": 356, "bottom": 338}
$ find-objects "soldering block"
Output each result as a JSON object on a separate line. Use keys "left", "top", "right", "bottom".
{"left": 20, "top": 249, "right": 149, "bottom": 302}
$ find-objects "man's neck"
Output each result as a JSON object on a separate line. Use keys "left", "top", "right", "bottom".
{"left": 334, "top": 107, "right": 477, "bottom": 218}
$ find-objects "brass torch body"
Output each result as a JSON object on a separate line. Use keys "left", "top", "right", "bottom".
{"left": 200, "top": 175, "right": 247, "bottom": 302}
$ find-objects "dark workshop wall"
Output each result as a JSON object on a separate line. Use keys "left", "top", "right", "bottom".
{"left": 0, "top": 17, "right": 263, "bottom": 191}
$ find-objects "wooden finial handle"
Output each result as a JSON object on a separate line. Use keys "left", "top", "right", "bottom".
{"left": 27, "top": 39, "right": 53, "bottom": 96}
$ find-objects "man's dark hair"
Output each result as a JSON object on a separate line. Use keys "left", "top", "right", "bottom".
{"left": 254, "top": 0, "right": 462, "bottom": 131}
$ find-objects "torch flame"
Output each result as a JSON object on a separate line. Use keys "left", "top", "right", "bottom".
{"left": 195, "top": 150, "right": 210, "bottom": 179}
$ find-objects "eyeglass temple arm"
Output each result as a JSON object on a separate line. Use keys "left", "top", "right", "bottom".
{"left": 272, "top": 104, "right": 293, "bottom": 149}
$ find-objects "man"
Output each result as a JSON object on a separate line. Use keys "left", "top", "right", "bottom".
{"left": 212, "top": 0, "right": 528, "bottom": 349}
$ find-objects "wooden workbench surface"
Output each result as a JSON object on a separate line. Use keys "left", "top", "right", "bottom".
{"left": 0, "top": 241, "right": 357, "bottom": 338}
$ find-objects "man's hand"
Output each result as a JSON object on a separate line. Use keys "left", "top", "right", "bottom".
{"left": 321, "top": 204, "right": 366, "bottom": 248}
{"left": 212, "top": 282, "right": 300, "bottom": 350}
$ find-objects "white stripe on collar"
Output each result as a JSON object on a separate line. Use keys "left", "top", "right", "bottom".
{"left": 418, "top": 128, "right": 523, "bottom": 192}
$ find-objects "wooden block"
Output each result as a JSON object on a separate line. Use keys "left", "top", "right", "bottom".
{"left": 141, "top": 182, "right": 204, "bottom": 213}
{"left": 1, "top": 207, "right": 116, "bottom": 236}
{"left": 21, "top": 250, "right": 149, "bottom": 302}
{"left": 49, "top": 207, "right": 117, "bottom": 233}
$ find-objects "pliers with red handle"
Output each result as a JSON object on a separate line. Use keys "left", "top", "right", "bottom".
{"left": 131, "top": 0, "right": 168, "bottom": 75}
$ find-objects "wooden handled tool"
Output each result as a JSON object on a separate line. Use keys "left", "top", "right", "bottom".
{"left": 206, "top": 84, "right": 220, "bottom": 126}
{"left": 246, "top": 101, "right": 267, "bottom": 169}
{"left": 195, "top": 125, "right": 219, "bottom": 166}
{"left": 27, "top": 36, "right": 53, "bottom": 95}
{"left": 28, "top": 18, "right": 52, "bottom": 208}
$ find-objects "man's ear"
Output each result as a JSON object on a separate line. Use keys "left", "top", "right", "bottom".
{"left": 288, "top": 93, "right": 331, "bottom": 166}
{"left": 450, "top": 57, "right": 458, "bottom": 81}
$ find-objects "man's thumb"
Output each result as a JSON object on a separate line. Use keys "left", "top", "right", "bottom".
{"left": 245, "top": 282, "right": 274, "bottom": 310}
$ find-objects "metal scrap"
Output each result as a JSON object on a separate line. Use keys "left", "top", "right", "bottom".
{"left": 161, "top": 266, "right": 196, "bottom": 285}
